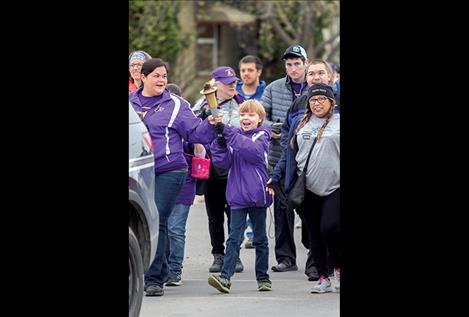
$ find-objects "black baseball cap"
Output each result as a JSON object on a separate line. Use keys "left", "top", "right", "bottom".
{"left": 282, "top": 44, "right": 308, "bottom": 60}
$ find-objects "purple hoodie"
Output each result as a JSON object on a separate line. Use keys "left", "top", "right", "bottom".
{"left": 210, "top": 125, "right": 273, "bottom": 210}
{"left": 130, "top": 88, "right": 217, "bottom": 175}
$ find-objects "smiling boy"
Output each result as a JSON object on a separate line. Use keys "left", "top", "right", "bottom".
{"left": 207, "top": 100, "right": 273, "bottom": 293}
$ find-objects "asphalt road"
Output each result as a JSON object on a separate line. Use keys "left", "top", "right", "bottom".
{"left": 140, "top": 196, "right": 340, "bottom": 317}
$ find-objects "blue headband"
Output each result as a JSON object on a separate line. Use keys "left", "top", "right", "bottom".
{"left": 129, "top": 51, "right": 148, "bottom": 64}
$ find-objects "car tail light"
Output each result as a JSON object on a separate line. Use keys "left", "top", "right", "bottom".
{"left": 143, "top": 132, "right": 153, "bottom": 152}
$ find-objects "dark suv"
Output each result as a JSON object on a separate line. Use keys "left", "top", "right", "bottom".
{"left": 129, "top": 103, "right": 159, "bottom": 317}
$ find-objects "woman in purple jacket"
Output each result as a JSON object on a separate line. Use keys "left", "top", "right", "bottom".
{"left": 207, "top": 100, "right": 274, "bottom": 294}
{"left": 129, "top": 58, "right": 220, "bottom": 296}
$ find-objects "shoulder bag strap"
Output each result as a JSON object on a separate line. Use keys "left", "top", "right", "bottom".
{"left": 303, "top": 137, "right": 317, "bottom": 170}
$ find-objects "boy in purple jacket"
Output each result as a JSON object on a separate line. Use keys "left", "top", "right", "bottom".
{"left": 208, "top": 100, "right": 274, "bottom": 293}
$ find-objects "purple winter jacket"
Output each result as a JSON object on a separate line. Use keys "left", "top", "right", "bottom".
{"left": 210, "top": 125, "right": 273, "bottom": 210}
{"left": 130, "top": 88, "right": 217, "bottom": 175}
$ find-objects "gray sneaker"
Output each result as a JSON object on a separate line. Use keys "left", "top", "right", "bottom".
{"left": 209, "top": 254, "right": 224, "bottom": 273}
{"left": 310, "top": 276, "right": 332, "bottom": 294}
{"left": 166, "top": 274, "right": 182, "bottom": 286}
{"left": 271, "top": 262, "right": 298, "bottom": 272}
{"left": 208, "top": 274, "right": 231, "bottom": 293}
{"left": 144, "top": 284, "right": 164, "bottom": 296}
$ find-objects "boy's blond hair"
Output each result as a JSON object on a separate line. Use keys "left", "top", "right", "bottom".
{"left": 238, "top": 99, "right": 266, "bottom": 127}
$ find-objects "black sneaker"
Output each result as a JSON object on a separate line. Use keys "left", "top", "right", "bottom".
{"left": 307, "top": 271, "right": 319, "bottom": 281}
{"left": 306, "top": 267, "right": 319, "bottom": 281}
{"left": 208, "top": 274, "right": 231, "bottom": 293}
{"left": 271, "top": 262, "right": 298, "bottom": 272}
{"left": 209, "top": 254, "right": 224, "bottom": 273}
{"left": 235, "top": 257, "right": 244, "bottom": 273}
{"left": 144, "top": 284, "right": 164, "bottom": 296}
{"left": 257, "top": 279, "right": 272, "bottom": 291}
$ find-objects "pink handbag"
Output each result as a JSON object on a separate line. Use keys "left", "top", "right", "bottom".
{"left": 191, "top": 155, "right": 211, "bottom": 179}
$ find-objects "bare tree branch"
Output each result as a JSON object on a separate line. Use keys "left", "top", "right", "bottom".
{"left": 265, "top": 1, "right": 294, "bottom": 44}
{"left": 275, "top": 1, "right": 296, "bottom": 37}
{"left": 300, "top": 0, "right": 313, "bottom": 54}
{"left": 327, "top": 42, "right": 340, "bottom": 61}
{"left": 315, "top": 31, "right": 340, "bottom": 54}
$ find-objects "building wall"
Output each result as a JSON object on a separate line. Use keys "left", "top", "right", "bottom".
{"left": 173, "top": 2, "right": 197, "bottom": 97}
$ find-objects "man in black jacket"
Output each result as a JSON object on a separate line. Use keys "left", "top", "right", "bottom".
{"left": 260, "top": 45, "right": 309, "bottom": 273}
{"left": 274, "top": 59, "right": 339, "bottom": 281}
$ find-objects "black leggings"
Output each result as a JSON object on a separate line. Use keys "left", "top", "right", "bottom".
{"left": 204, "top": 178, "right": 231, "bottom": 255}
{"left": 300, "top": 188, "right": 340, "bottom": 277}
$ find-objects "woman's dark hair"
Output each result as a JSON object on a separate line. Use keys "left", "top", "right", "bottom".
{"left": 141, "top": 58, "right": 169, "bottom": 76}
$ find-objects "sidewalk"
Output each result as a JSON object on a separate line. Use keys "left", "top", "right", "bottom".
{"left": 140, "top": 198, "right": 340, "bottom": 317}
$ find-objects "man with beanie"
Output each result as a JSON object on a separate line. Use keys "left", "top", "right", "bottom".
{"left": 260, "top": 44, "right": 309, "bottom": 273}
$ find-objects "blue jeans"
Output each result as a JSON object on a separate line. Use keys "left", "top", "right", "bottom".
{"left": 221, "top": 207, "right": 270, "bottom": 282}
{"left": 167, "top": 203, "right": 191, "bottom": 276}
{"left": 144, "top": 170, "right": 187, "bottom": 287}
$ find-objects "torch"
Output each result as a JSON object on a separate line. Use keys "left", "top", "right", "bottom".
{"left": 200, "top": 79, "right": 225, "bottom": 146}
{"left": 200, "top": 79, "right": 218, "bottom": 117}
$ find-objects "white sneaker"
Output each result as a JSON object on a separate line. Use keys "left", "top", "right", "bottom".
{"left": 311, "top": 276, "right": 332, "bottom": 293}
{"left": 333, "top": 268, "right": 340, "bottom": 291}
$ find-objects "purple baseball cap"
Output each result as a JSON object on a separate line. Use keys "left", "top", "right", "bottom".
{"left": 211, "top": 66, "right": 239, "bottom": 85}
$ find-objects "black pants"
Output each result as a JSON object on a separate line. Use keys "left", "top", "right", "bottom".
{"left": 301, "top": 188, "right": 340, "bottom": 277}
{"left": 272, "top": 177, "right": 297, "bottom": 265}
{"left": 204, "top": 177, "right": 231, "bottom": 255}
{"left": 296, "top": 207, "right": 317, "bottom": 275}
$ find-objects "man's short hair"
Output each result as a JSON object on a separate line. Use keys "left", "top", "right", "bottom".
{"left": 308, "top": 59, "right": 332, "bottom": 75}
{"left": 239, "top": 55, "right": 263, "bottom": 71}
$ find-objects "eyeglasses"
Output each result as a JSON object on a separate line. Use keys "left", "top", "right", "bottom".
{"left": 309, "top": 96, "right": 328, "bottom": 104}
{"left": 129, "top": 63, "right": 143, "bottom": 68}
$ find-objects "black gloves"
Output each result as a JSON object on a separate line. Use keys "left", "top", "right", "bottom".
{"left": 271, "top": 122, "right": 282, "bottom": 134}
{"left": 214, "top": 122, "right": 224, "bottom": 135}
{"left": 217, "top": 136, "right": 226, "bottom": 147}
{"left": 214, "top": 123, "right": 226, "bottom": 147}
{"left": 199, "top": 108, "right": 211, "bottom": 120}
